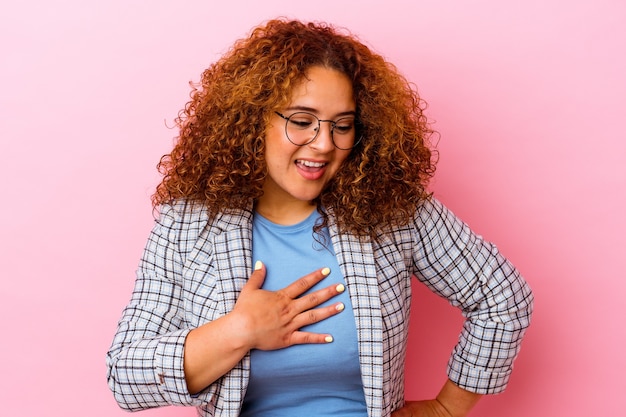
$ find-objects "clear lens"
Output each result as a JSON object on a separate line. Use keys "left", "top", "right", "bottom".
{"left": 331, "top": 117, "right": 356, "bottom": 149}
{"left": 286, "top": 112, "right": 318, "bottom": 145}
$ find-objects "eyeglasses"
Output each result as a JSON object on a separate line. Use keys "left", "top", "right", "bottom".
{"left": 275, "top": 111, "right": 362, "bottom": 150}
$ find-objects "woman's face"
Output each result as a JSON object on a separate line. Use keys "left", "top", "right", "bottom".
{"left": 260, "top": 66, "right": 356, "bottom": 214}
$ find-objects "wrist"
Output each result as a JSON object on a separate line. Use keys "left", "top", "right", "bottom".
{"left": 434, "top": 380, "right": 482, "bottom": 417}
{"left": 219, "top": 310, "right": 256, "bottom": 352}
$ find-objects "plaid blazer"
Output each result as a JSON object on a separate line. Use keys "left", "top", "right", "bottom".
{"left": 107, "top": 197, "right": 533, "bottom": 417}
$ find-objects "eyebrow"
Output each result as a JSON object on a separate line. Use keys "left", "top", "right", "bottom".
{"left": 284, "top": 106, "right": 356, "bottom": 118}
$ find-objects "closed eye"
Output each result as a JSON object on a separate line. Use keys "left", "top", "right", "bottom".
{"left": 333, "top": 119, "right": 355, "bottom": 134}
{"left": 289, "top": 119, "right": 315, "bottom": 129}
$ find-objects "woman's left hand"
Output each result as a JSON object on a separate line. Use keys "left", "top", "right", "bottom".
{"left": 391, "top": 380, "right": 482, "bottom": 417}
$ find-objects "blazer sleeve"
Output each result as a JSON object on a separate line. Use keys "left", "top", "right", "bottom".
{"left": 106, "top": 204, "right": 209, "bottom": 410}
{"left": 411, "top": 197, "right": 534, "bottom": 394}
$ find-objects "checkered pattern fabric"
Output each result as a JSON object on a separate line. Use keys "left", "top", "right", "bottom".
{"left": 106, "top": 198, "right": 533, "bottom": 417}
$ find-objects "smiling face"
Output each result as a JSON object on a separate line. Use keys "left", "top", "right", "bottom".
{"left": 257, "top": 66, "right": 356, "bottom": 224}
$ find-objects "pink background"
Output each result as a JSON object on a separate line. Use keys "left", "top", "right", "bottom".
{"left": 1, "top": 1, "right": 624, "bottom": 415}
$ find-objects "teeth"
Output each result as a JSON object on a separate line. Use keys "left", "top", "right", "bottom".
{"left": 298, "top": 160, "right": 326, "bottom": 168}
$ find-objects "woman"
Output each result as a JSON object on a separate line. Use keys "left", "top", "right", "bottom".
{"left": 106, "top": 19, "right": 533, "bottom": 417}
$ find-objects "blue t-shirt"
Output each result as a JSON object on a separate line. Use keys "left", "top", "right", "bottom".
{"left": 240, "top": 210, "right": 367, "bottom": 417}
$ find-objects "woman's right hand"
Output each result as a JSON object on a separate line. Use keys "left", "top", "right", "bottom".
{"left": 231, "top": 260, "right": 346, "bottom": 351}
{"left": 184, "top": 261, "right": 345, "bottom": 394}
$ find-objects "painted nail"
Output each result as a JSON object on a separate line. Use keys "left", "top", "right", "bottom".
{"left": 325, "top": 336, "right": 334, "bottom": 343}
{"left": 335, "top": 284, "right": 345, "bottom": 293}
{"left": 254, "top": 260, "right": 263, "bottom": 271}
{"left": 336, "top": 302, "right": 345, "bottom": 312}
{"left": 321, "top": 267, "right": 331, "bottom": 276}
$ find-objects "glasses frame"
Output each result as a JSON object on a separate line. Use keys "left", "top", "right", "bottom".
{"left": 274, "top": 111, "right": 362, "bottom": 150}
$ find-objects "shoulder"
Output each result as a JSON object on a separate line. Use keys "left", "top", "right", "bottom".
{"left": 408, "top": 196, "right": 469, "bottom": 233}
{"left": 156, "top": 200, "right": 211, "bottom": 230}
{"left": 145, "top": 201, "right": 213, "bottom": 258}
{"left": 378, "top": 196, "right": 448, "bottom": 235}
{"left": 155, "top": 200, "right": 254, "bottom": 238}
{"left": 150, "top": 201, "right": 253, "bottom": 263}
{"left": 374, "top": 196, "right": 466, "bottom": 248}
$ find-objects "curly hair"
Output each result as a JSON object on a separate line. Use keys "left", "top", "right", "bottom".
{"left": 153, "top": 18, "right": 437, "bottom": 238}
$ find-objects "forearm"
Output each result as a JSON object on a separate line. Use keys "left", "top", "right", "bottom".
{"left": 183, "top": 312, "right": 251, "bottom": 394}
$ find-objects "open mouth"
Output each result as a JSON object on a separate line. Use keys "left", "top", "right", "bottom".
{"left": 296, "top": 159, "right": 327, "bottom": 170}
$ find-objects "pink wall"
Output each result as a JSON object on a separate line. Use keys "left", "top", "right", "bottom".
{"left": 1, "top": 1, "right": 624, "bottom": 415}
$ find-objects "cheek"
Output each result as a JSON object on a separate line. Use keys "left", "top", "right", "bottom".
{"left": 327, "top": 151, "right": 352, "bottom": 179}
{"left": 264, "top": 127, "right": 286, "bottom": 160}
{"left": 264, "top": 133, "right": 299, "bottom": 170}
{"left": 336, "top": 150, "right": 352, "bottom": 167}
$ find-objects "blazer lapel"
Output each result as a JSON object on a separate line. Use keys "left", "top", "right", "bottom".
{"left": 209, "top": 208, "right": 254, "bottom": 316}
{"left": 208, "top": 208, "right": 254, "bottom": 413}
{"left": 328, "top": 219, "right": 384, "bottom": 417}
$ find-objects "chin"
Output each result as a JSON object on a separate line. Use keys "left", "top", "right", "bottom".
{"left": 291, "top": 189, "right": 324, "bottom": 202}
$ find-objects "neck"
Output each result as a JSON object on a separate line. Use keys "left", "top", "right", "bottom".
{"left": 255, "top": 198, "right": 317, "bottom": 225}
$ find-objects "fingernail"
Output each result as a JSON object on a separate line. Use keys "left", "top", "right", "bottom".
{"left": 325, "top": 336, "right": 334, "bottom": 343}
{"left": 321, "top": 267, "right": 331, "bottom": 276}
{"left": 254, "top": 260, "right": 263, "bottom": 270}
{"left": 336, "top": 302, "right": 345, "bottom": 312}
{"left": 335, "top": 284, "right": 345, "bottom": 293}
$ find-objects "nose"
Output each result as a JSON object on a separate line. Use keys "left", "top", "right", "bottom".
{"left": 309, "top": 121, "right": 335, "bottom": 152}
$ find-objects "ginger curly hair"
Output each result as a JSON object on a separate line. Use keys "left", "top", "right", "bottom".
{"left": 153, "top": 18, "right": 437, "bottom": 238}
